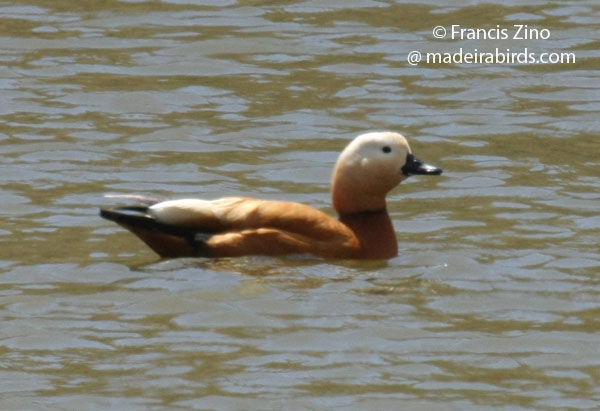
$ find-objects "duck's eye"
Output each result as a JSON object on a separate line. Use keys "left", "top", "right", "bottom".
{"left": 382, "top": 146, "right": 391, "bottom": 153}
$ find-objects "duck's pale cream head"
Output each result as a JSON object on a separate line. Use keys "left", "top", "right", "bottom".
{"left": 332, "top": 132, "right": 442, "bottom": 215}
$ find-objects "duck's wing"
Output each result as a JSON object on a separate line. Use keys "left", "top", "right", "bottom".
{"left": 100, "top": 197, "right": 359, "bottom": 258}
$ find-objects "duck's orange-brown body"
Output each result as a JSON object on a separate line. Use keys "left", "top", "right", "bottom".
{"left": 100, "top": 132, "right": 441, "bottom": 260}
{"left": 102, "top": 197, "right": 397, "bottom": 259}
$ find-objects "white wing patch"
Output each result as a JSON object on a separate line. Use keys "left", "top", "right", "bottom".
{"left": 148, "top": 197, "right": 245, "bottom": 225}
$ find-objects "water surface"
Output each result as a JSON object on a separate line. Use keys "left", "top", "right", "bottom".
{"left": 1, "top": 1, "right": 599, "bottom": 409}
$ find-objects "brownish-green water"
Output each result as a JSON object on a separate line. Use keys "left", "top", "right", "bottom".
{"left": 1, "top": 1, "right": 599, "bottom": 409}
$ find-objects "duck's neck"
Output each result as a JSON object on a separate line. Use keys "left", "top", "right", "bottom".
{"left": 339, "top": 210, "right": 397, "bottom": 259}
{"left": 332, "top": 185, "right": 387, "bottom": 215}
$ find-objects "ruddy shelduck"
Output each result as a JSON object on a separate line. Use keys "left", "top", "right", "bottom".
{"left": 100, "top": 132, "right": 442, "bottom": 259}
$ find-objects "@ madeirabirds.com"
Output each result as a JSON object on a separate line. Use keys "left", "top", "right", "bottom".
{"left": 407, "top": 24, "right": 576, "bottom": 66}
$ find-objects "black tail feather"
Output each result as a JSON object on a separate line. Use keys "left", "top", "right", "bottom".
{"left": 116, "top": 205, "right": 150, "bottom": 213}
{"left": 99, "top": 208, "right": 198, "bottom": 239}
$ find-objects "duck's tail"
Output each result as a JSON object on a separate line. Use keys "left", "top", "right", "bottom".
{"left": 99, "top": 205, "right": 208, "bottom": 258}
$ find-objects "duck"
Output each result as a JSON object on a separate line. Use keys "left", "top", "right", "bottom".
{"left": 100, "top": 131, "right": 442, "bottom": 259}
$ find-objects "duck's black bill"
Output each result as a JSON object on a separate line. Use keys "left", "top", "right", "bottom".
{"left": 402, "top": 153, "right": 443, "bottom": 176}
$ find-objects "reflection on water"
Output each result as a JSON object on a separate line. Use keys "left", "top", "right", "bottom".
{"left": 1, "top": 1, "right": 599, "bottom": 409}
